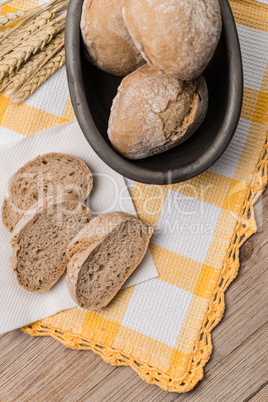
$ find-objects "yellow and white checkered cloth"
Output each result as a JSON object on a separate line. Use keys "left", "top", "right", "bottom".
{"left": 1, "top": 0, "right": 268, "bottom": 393}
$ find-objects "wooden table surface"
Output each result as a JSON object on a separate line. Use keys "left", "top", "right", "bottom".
{"left": 1, "top": 189, "right": 268, "bottom": 402}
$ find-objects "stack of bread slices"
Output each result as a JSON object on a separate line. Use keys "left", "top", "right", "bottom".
{"left": 2, "top": 153, "right": 152, "bottom": 310}
{"left": 81, "top": 0, "right": 222, "bottom": 159}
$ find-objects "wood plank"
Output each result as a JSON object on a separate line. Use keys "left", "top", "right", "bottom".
{"left": 78, "top": 365, "right": 177, "bottom": 402}
{"left": 249, "top": 384, "right": 268, "bottom": 402}
{"left": 176, "top": 323, "right": 268, "bottom": 401}
{"left": 0, "top": 331, "right": 117, "bottom": 401}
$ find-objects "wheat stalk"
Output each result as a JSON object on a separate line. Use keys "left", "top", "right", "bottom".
{"left": 3, "top": 0, "right": 64, "bottom": 27}
{"left": 4, "top": 31, "right": 64, "bottom": 96}
{"left": 0, "top": 0, "right": 60, "bottom": 44}
{"left": 0, "top": 0, "right": 15, "bottom": 7}
{"left": 12, "top": 48, "right": 65, "bottom": 104}
{"left": 0, "top": 10, "right": 25, "bottom": 28}
{"left": 0, "top": 10, "right": 55, "bottom": 58}
{"left": 0, "top": 20, "right": 64, "bottom": 80}
{"left": 0, "top": 9, "right": 43, "bottom": 44}
{"left": 0, "top": 26, "right": 11, "bottom": 40}
{"left": 50, "top": 0, "right": 69, "bottom": 13}
{"left": 29, "top": 11, "right": 65, "bottom": 37}
{"left": 0, "top": 0, "right": 68, "bottom": 104}
{"left": 12, "top": 40, "right": 64, "bottom": 95}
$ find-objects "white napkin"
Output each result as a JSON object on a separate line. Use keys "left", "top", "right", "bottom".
{"left": 0, "top": 120, "right": 158, "bottom": 334}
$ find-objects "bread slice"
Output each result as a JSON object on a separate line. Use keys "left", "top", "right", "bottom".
{"left": 66, "top": 212, "right": 153, "bottom": 310}
{"left": 10, "top": 194, "right": 92, "bottom": 292}
{"left": 2, "top": 153, "right": 93, "bottom": 233}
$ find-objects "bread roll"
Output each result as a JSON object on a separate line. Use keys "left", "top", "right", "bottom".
{"left": 66, "top": 212, "right": 153, "bottom": 310}
{"left": 123, "top": 0, "right": 222, "bottom": 80}
{"left": 80, "top": 0, "right": 144, "bottom": 76}
{"left": 108, "top": 64, "right": 208, "bottom": 159}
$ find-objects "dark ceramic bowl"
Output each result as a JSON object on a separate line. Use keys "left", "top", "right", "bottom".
{"left": 66, "top": 0, "right": 243, "bottom": 185}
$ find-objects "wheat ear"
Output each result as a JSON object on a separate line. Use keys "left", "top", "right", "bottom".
{"left": 0, "top": 8, "right": 42, "bottom": 44}
{"left": 0, "top": 69, "right": 16, "bottom": 91}
{"left": 4, "top": 31, "right": 64, "bottom": 96}
{"left": 12, "top": 40, "right": 64, "bottom": 94}
{"left": 0, "top": 0, "right": 60, "bottom": 43}
{"left": 0, "top": 20, "right": 64, "bottom": 80}
{"left": 1, "top": 10, "right": 55, "bottom": 58}
{"left": 0, "top": 10, "right": 25, "bottom": 29}
{"left": 12, "top": 48, "right": 65, "bottom": 104}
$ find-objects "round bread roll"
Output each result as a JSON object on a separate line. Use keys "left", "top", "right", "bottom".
{"left": 80, "top": 0, "right": 144, "bottom": 76}
{"left": 122, "top": 0, "right": 222, "bottom": 80}
{"left": 108, "top": 64, "right": 208, "bottom": 159}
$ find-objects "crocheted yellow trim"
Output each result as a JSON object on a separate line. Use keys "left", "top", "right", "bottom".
{"left": 22, "top": 133, "right": 268, "bottom": 393}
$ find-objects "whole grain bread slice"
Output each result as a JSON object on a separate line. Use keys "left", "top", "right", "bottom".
{"left": 66, "top": 212, "right": 153, "bottom": 310}
{"left": 10, "top": 194, "right": 92, "bottom": 292}
{"left": 2, "top": 153, "right": 93, "bottom": 233}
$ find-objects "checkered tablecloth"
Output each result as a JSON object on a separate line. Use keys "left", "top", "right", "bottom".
{"left": 1, "top": 0, "right": 268, "bottom": 393}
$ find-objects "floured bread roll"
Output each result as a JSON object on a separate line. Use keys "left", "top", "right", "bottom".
{"left": 123, "top": 0, "right": 222, "bottom": 80}
{"left": 80, "top": 0, "right": 144, "bottom": 76}
{"left": 108, "top": 64, "right": 208, "bottom": 159}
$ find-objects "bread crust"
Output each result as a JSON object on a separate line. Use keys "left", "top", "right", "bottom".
{"left": 80, "top": 0, "right": 144, "bottom": 76}
{"left": 1, "top": 197, "right": 21, "bottom": 233}
{"left": 66, "top": 212, "right": 153, "bottom": 309}
{"left": 123, "top": 0, "right": 222, "bottom": 80}
{"left": 2, "top": 152, "right": 93, "bottom": 233}
{"left": 10, "top": 194, "right": 92, "bottom": 292}
{"left": 108, "top": 64, "right": 208, "bottom": 159}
